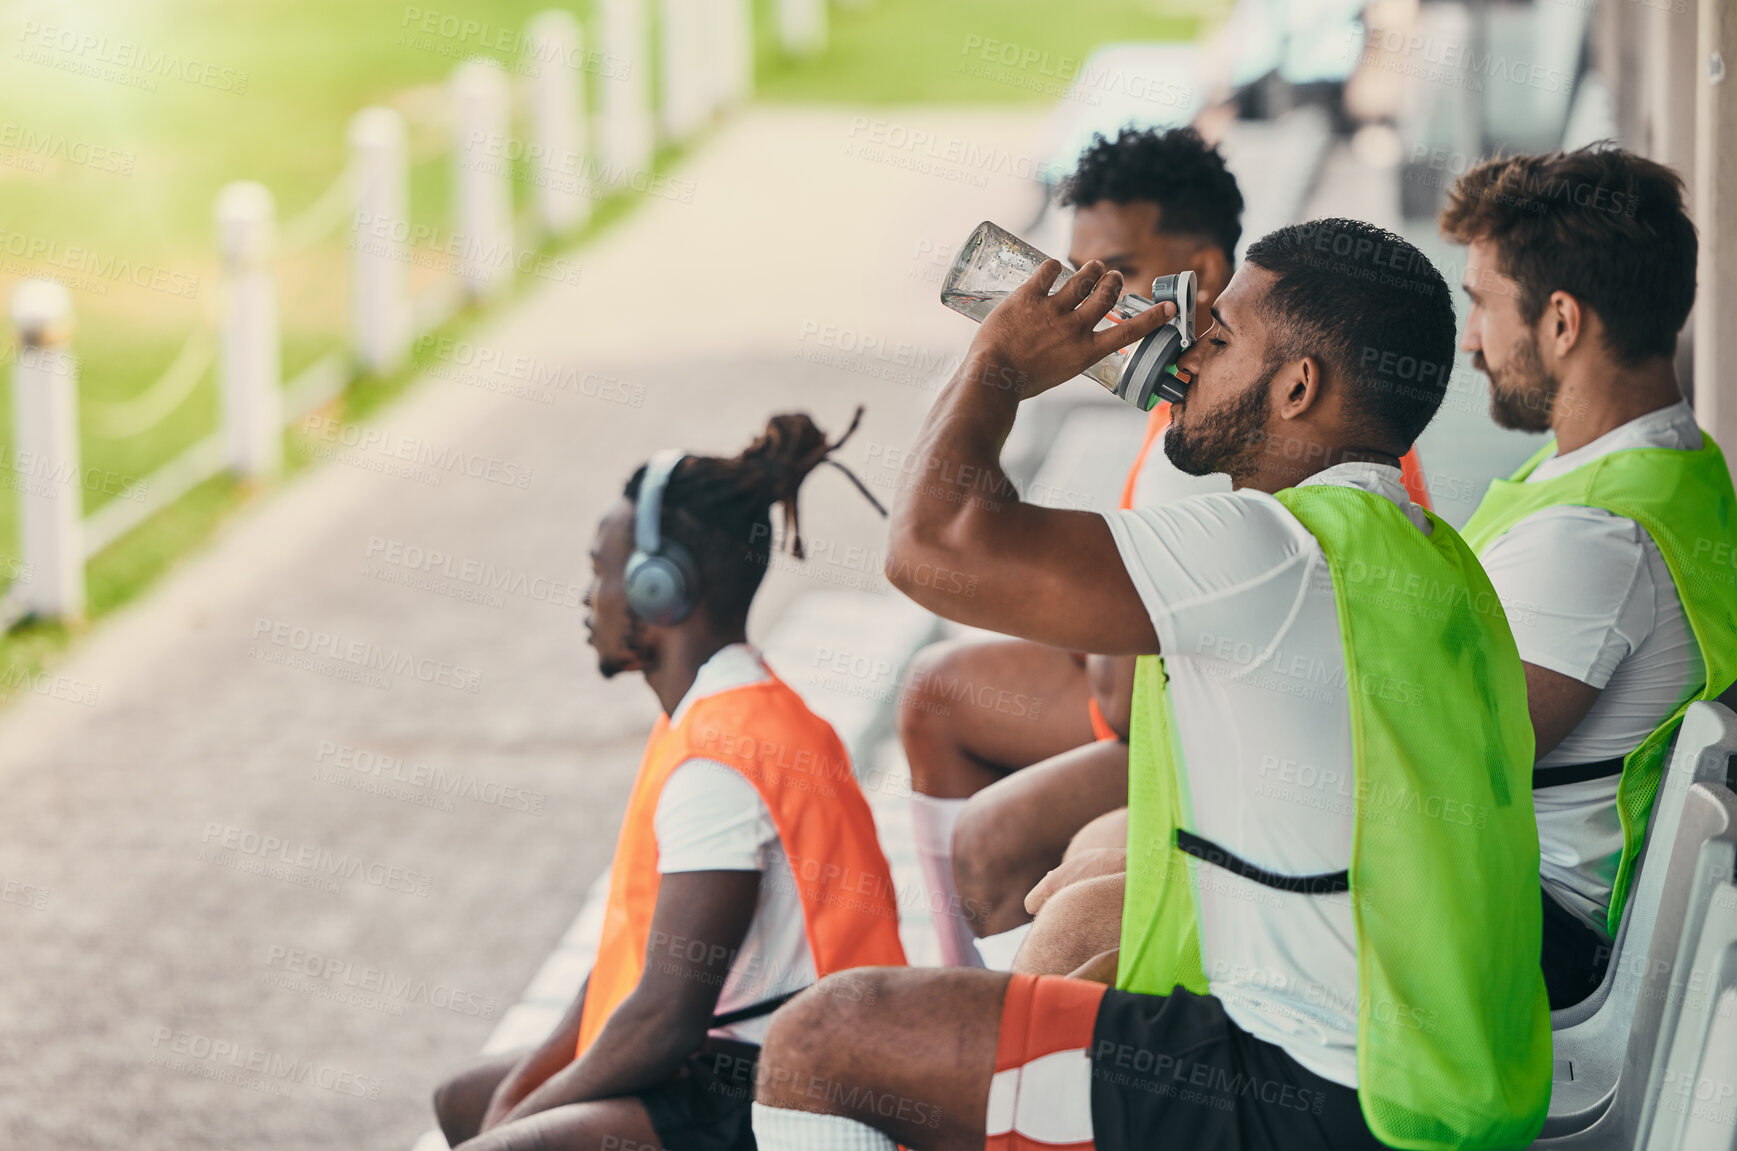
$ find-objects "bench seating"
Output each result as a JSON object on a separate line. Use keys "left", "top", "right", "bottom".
{"left": 1537, "top": 702, "right": 1737, "bottom": 1146}
{"left": 1637, "top": 782, "right": 1737, "bottom": 1151}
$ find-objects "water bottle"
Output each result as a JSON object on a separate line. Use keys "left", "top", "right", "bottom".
{"left": 940, "top": 221, "right": 1197, "bottom": 411}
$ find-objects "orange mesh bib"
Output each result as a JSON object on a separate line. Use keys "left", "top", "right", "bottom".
{"left": 576, "top": 672, "right": 907, "bottom": 1057}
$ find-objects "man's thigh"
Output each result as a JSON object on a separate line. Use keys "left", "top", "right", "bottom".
{"left": 456, "top": 1095, "right": 662, "bottom": 1151}
{"left": 965, "top": 740, "right": 1129, "bottom": 849}
{"left": 758, "top": 967, "right": 1012, "bottom": 1150}
{"left": 912, "top": 638, "right": 1095, "bottom": 769}
{"left": 954, "top": 739, "right": 1128, "bottom": 932}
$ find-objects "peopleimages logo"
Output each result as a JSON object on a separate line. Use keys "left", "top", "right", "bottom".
{"left": 263, "top": 944, "right": 499, "bottom": 1019}
{"left": 2, "top": 877, "right": 50, "bottom": 909}
{"left": 414, "top": 335, "right": 648, "bottom": 408}
{"left": 0, "top": 664, "right": 100, "bottom": 708}
{"left": 16, "top": 21, "right": 251, "bottom": 93}
{"left": 0, "top": 122, "right": 136, "bottom": 175}
{"left": 250, "top": 616, "right": 483, "bottom": 693}
{"left": 350, "top": 212, "right": 583, "bottom": 285}
{"left": 399, "top": 6, "right": 632, "bottom": 78}
{"left": 957, "top": 34, "right": 1193, "bottom": 110}
{"left": 148, "top": 1027, "right": 380, "bottom": 1099}
{"left": 314, "top": 740, "right": 547, "bottom": 815}
{"left": 364, "top": 536, "right": 584, "bottom": 610}
{"left": 199, "top": 822, "right": 434, "bottom": 897}
{"left": 0, "top": 228, "right": 199, "bottom": 299}
{"left": 843, "top": 116, "right": 1046, "bottom": 186}
{"left": 298, "top": 415, "right": 534, "bottom": 490}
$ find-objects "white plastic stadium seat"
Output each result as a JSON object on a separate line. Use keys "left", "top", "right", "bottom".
{"left": 1638, "top": 784, "right": 1737, "bottom": 1151}
{"left": 1535, "top": 703, "right": 1737, "bottom": 1146}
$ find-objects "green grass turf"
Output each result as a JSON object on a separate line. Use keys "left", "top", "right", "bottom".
{"left": 0, "top": 0, "right": 1209, "bottom": 701}
{"left": 750, "top": 0, "right": 1207, "bottom": 103}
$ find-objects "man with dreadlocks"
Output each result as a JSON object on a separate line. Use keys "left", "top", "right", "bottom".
{"left": 432, "top": 410, "right": 906, "bottom": 1151}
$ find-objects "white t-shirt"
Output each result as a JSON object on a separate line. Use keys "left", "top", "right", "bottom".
{"left": 1104, "top": 462, "right": 1429, "bottom": 1089}
{"left": 652, "top": 644, "right": 815, "bottom": 1044}
{"left": 1477, "top": 400, "right": 1706, "bottom": 937}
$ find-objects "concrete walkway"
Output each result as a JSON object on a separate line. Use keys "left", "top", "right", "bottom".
{"left": 0, "top": 106, "right": 1049, "bottom": 1151}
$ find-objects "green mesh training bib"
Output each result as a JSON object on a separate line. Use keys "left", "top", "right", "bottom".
{"left": 1118, "top": 484, "right": 1551, "bottom": 1150}
{"left": 1460, "top": 433, "right": 1737, "bottom": 936}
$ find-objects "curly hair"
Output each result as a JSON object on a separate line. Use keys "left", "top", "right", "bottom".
{"left": 1057, "top": 127, "right": 1245, "bottom": 263}
{"left": 623, "top": 408, "right": 880, "bottom": 626}
{"left": 1440, "top": 144, "right": 1696, "bottom": 364}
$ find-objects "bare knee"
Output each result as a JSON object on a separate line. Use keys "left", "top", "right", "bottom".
{"left": 953, "top": 797, "right": 1034, "bottom": 935}
{"left": 1012, "top": 872, "right": 1126, "bottom": 977}
{"left": 1065, "top": 807, "right": 1128, "bottom": 861}
{"left": 898, "top": 642, "right": 970, "bottom": 794}
{"left": 433, "top": 1057, "right": 505, "bottom": 1146}
{"left": 758, "top": 969, "right": 890, "bottom": 1112}
{"left": 432, "top": 1069, "right": 468, "bottom": 1131}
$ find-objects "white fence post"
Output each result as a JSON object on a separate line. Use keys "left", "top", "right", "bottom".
{"left": 528, "top": 10, "right": 590, "bottom": 235}
{"left": 8, "top": 280, "right": 84, "bottom": 621}
{"left": 600, "top": 0, "right": 653, "bottom": 183}
{"left": 216, "top": 182, "right": 283, "bottom": 478}
{"left": 701, "top": 0, "right": 731, "bottom": 116}
{"left": 348, "top": 107, "right": 411, "bottom": 373}
{"left": 696, "top": 0, "right": 726, "bottom": 122}
{"left": 450, "top": 57, "right": 515, "bottom": 300}
{"left": 727, "top": 0, "right": 755, "bottom": 104}
{"left": 660, "top": 0, "right": 705, "bottom": 141}
{"left": 778, "top": 0, "right": 825, "bottom": 57}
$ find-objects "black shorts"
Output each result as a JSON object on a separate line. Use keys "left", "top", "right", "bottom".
{"left": 637, "top": 1037, "right": 759, "bottom": 1151}
{"left": 1088, "top": 985, "right": 1388, "bottom": 1151}
{"left": 1540, "top": 887, "right": 1612, "bottom": 1010}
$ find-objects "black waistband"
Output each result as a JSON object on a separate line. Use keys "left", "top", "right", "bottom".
{"left": 709, "top": 989, "right": 802, "bottom": 1029}
{"left": 1175, "top": 829, "right": 1350, "bottom": 895}
{"left": 1533, "top": 757, "right": 1626, "bottom": 788}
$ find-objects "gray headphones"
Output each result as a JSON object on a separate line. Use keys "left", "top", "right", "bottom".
{"left": 624, "top": 449, "right": 701, "bottom": 626}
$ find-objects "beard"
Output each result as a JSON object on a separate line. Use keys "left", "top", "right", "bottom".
{"left": 596, "top": 616, "right": 656, "bottom": 679}
{"left": 1163, "top": 360, "right": 1276, "bottom": 481}
{"left": 1483, "top": 330, "right": 1559, "bottom": 432}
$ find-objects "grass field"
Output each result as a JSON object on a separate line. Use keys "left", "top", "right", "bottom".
{"left": 0, "top": 0, "right": 1211, "bottom": 701}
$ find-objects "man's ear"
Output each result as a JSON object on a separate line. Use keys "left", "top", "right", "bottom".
{"left": 1274, "top": 356, "right": 1322, "bottom": 419}
{"left": 1542, "top": 290, "right": 1585, "bottom": 361}
{"left": 1191, "top": 245, "right": 1231, "bottom": 308}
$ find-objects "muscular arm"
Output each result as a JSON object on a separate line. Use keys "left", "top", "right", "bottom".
{"left": 1481, "top": 511, "right": 1647, "bottom": 763}
{"left": 1523, "top": 661, "right": 1603, "bottom": 761}
{"left": 498, "top": 870, "right": 760, "bottom": 1124}
{"left": 886, "top": 260, "right": 1173, "bottom": 655}
{"left": 479, "top": 980, "right": 590, "bottom": 1131}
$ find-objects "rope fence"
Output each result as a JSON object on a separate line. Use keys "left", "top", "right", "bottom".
{"left": 1, "top": 0, "right": 802, "bottom": 632}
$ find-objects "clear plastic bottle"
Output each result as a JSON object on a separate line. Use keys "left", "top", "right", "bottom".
{"left": 940, "top": 220, "right": 1196, "bottom": 410}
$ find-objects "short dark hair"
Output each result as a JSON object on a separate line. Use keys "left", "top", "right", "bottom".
{"left": 1440, "top": 144, "right": 1696, "bottom": 364}
{"left": 1058, "top": 127, "right": 1244, "bottom": 263}
{"left": 1243, "top": 219, "right": 1458, "bottom": 450}
{"left": 624, "top": 412, "right": 864, "bottom": 627}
